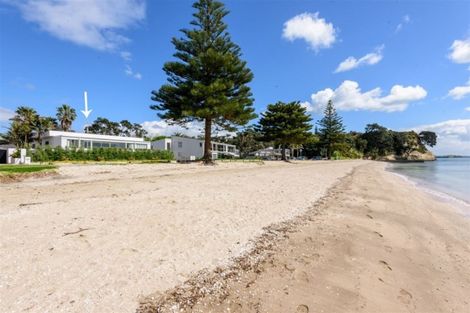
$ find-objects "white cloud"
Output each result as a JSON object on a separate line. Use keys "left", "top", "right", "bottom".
{"left": 335, "top": 45, "right": 384, "bottom": 73}
{"left": 142, "top": 120, "right": 203, "bottom": 138}
{"left": 465, "top": 107, "right": 470, "bottom": 112}
{"left": 448, "top": 79, "right": 470, "bottom": 100}
{"left": 411, "top": 119, "right": 470, "bottom": 155}
{"left": 448, "top": 38, "right": 470, "bottom": 64}
{"left": 282, "top": 12, "right": 336, "bottom": 51}
{"left": 120, "top": 51, "right": 132, "bottom": 61}
{"left": 395, "top": 15, "right": 410, "bottom": 33}
{"left": 125, "top": 65, "right": 142, "bottom": 80}
{"left": 0, "top": 107, "right": 15, "bottom": 122}
{"left": 13, "top": 0, "right": 145, "bottom": 52}
{"left": 306, "top": 80, "right": 427, "bottom": 112}
{"left": 142, "top": 120, "right": 235, "bottom": 138}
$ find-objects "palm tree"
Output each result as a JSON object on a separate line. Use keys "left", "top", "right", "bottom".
{"left": 11, "top": 106, "right": 38, "bottom": 147}
{"left": 56, "top": 104, "right": 77, "bottom": 132}
{"left": 34, "top": 116, "right": 57, "bottom": 143}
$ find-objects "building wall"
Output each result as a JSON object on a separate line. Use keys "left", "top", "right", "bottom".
{"left": 170, "top": 137, "right": 204, "bottom": 161}
{"left": 39, "top": 131, "right": 151, "bottom": 150}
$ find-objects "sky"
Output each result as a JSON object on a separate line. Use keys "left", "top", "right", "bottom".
{"left": 0, "top": 0, "right": 469, "bottom": 155}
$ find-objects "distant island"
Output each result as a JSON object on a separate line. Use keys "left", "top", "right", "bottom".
{"left": 436, "top": 155, "right": 470, "bottom": 158}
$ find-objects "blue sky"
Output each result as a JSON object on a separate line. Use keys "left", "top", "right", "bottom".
{"left": 1, "top": 0, "right": 469, "bottom": 154}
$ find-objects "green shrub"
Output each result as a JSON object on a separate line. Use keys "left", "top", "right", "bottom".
{"left": 31, "top": 147, "right": 173, "bottom": 162}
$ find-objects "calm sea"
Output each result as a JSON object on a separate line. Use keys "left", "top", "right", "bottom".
{"left": 387, "top": 158, "right": 470, "bottom": 209}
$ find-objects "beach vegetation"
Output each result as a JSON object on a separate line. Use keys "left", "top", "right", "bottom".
{"left": 87, "top": 117, "right": 147, "bottom": 138}
{"left": 31, "top": 147, "right": 173, "bottom": 162}
{"left": 0, "top": 164, "right": 56, "bottom": 174}
{"left": 150, "top": 0, "right": 256, "bottom": 164}
{"left": 257, "top": 101, "right": 312, "bottom": 161}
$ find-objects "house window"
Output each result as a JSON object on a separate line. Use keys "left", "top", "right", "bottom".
{"left": 178, "top": 141, "right": 183, "bottom": 148}
{"left": 67, "top": 139, "right": 79, "bottom": 148}
{"left": 82, "top": 141, "right": 91, "bottom": 149}
{"left": 199, "top": 143, "right": 202, "bottom": 147}
{"left": 166, "top": 142, "right": 171, "bottom": 150}
{"left": 135, "top": 144, "right": 148, "bottom": 150}
{"left": 45, "top": 141, "right": 49, "bottom": 145}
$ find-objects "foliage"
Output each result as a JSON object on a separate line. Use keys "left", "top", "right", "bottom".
{"left": 56, "top": 104, "right": 77, "bottom": 131}
{"left": 361, "top": 123, "right": 395, "bottom": 157}
{"left": 31, "top": 147, "right": 173, "bottom": 162}
{"left": 228, "top": 127, "right": 266, "bottom": 158}
{"left": 0, "top": 164, "right": 56, "bottom": 174}
{"left": 419, "top": 131, "right": 437, "bottom": 147}
{"left": 257, "top": 101, "right": 312, "bottom": 160}
{"left": 7, "top": 106, "right": 38, "bottom": 148}
{"left": 151, "top": 0, "right": 256, "bottom": 163}
{"left": 87, "top": 117, "right": 147, "bottom": 138}
{"left": 317, "top": 100, "right": 345, "bottom": 159}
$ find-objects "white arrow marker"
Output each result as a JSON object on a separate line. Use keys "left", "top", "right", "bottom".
{"left": 81, "top": 91, "right": 92, "bottom": 119}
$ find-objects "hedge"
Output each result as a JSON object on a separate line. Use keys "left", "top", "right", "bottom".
{"left": 31, "top": 147, "right": 173, "bottom": 162}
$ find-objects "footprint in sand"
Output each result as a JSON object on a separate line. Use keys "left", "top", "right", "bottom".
{"left": 379, "top": 260, "right": 392, "bottom": 271}
{"left": 296, "top": 304, "right": 309, "bottom": 313}
{"left": 397, "top": 288, "right": 413, "bottom": 305}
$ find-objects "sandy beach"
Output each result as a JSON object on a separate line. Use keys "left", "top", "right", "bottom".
{"left": 1, "top": 161, "right": 469, "bottom": 313}
{"left": 139, "top": 162, "right": 470, "bottom": 313}
{"left": 1, "top": 160, "right": 360, "bottom": 312}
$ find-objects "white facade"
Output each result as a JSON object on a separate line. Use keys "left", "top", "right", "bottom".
{"left": 152, "top": 136, "right": 239, "bottom": 161}
{"left": 37, "top": 130, "right": 151, "bottom": 150}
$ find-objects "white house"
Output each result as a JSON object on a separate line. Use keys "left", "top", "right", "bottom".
{"left": 35, "top": 130, "right": 151, "bottom": 150}
{"left": 152, "top": 136, "right": 239, "bottom": 161}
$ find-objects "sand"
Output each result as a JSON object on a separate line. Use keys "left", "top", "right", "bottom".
{"left": 139, "top": 162, "right": 470, "bottom": 313}
{"left": 0, "top": 160, "right": 362, "bottom": 313}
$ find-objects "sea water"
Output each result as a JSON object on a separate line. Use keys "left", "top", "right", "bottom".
{"left": 387, "top": 158, "right": 470, "bottom": 212}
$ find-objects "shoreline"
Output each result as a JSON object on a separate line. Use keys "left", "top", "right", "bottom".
{"left": 139, "top": 162, "right": 470, "bottom": 313}
{"left": 385, "top": 164, "right": 470, "bottom": 217}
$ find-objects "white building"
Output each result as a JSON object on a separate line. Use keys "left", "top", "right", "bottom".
{"left": 35, "top": 130, "right": 151, "bottom": 150}
{"left": 152, "top": 136, "right": 239, "bottom": 161}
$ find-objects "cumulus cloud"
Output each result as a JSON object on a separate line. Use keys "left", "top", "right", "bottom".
{"left": 142, "top": 120, "right": 235, "bottom": 138}
{"left": 125, "top": 65, "right": 142, "bottom": 80}
{"left": 142, "top": 120, "right": 203, "bottom": 138}
{"left": 335, "top": 45, "right": 384, "bottom": 73}
{"left": 12, "top": 0, "right": 146, "bottom": 52}
{"left": 282, "top": 12, "right": 336, "bottom": 51}
{"left": 465, "top": 107, "right": 470, "bottom": 112}
{"left": 411, "top": 119, "right": 470, "bottom": 155}
{"left": 448, "top": 38, "right": 470, "bottom": 64}
{"left": 448, "top": 79, "right": 470, "bottom": 100}
{"left": 395, "top": 15, "right": 410, "bottom": 33}
{"left": 0, "top": 107, "right": 15, "bottom": 122}
{"left": 304, "top": 80, "right": 427, "bottom": 112}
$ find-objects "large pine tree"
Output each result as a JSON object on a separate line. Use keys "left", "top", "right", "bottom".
{"left": 317, "top": 100, "right": 345, "bottom": 159}
{"left": 150, "top": 0, "right": 255, "bottom": 164}
{"left": 257, "top": 101, "right": 312, "bottom": 161}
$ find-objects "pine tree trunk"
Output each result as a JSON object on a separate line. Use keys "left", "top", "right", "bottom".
{"left": 281, "top": 145, "right": 287, "bottom": 161}
{"left": 203, "top": 117, "right": 213, "bottom": 165}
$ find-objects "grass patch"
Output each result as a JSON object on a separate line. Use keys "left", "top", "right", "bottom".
{"left": 0, "top": 164, "right": 56, "bottom": 174}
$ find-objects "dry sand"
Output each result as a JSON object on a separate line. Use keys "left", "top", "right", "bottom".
{"left": 0, "top": 160, "right": 362, "bottom": 313}
{"left": 139, "top": 162, "right": 470, "bottom": 313}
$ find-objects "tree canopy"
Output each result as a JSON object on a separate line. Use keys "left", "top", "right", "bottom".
{"left": 257, "top": 101, "right": 312, "bottom": 160}
{"left": 56, "top": 104, "right": 77, "bottom": 132}
{"left": 150, "top": 0, "right": 256, "bottom": 163}
{"left": 317, "top": 100, "right": 345, "bottom": 159}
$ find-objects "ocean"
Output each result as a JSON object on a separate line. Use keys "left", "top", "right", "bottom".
{"left": 387, "top": 157, "right": 470, "bottom": 211}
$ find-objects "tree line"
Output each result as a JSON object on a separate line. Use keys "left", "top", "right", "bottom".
{"left": 3, "top": 105, "right": 147, "bottom": 148}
